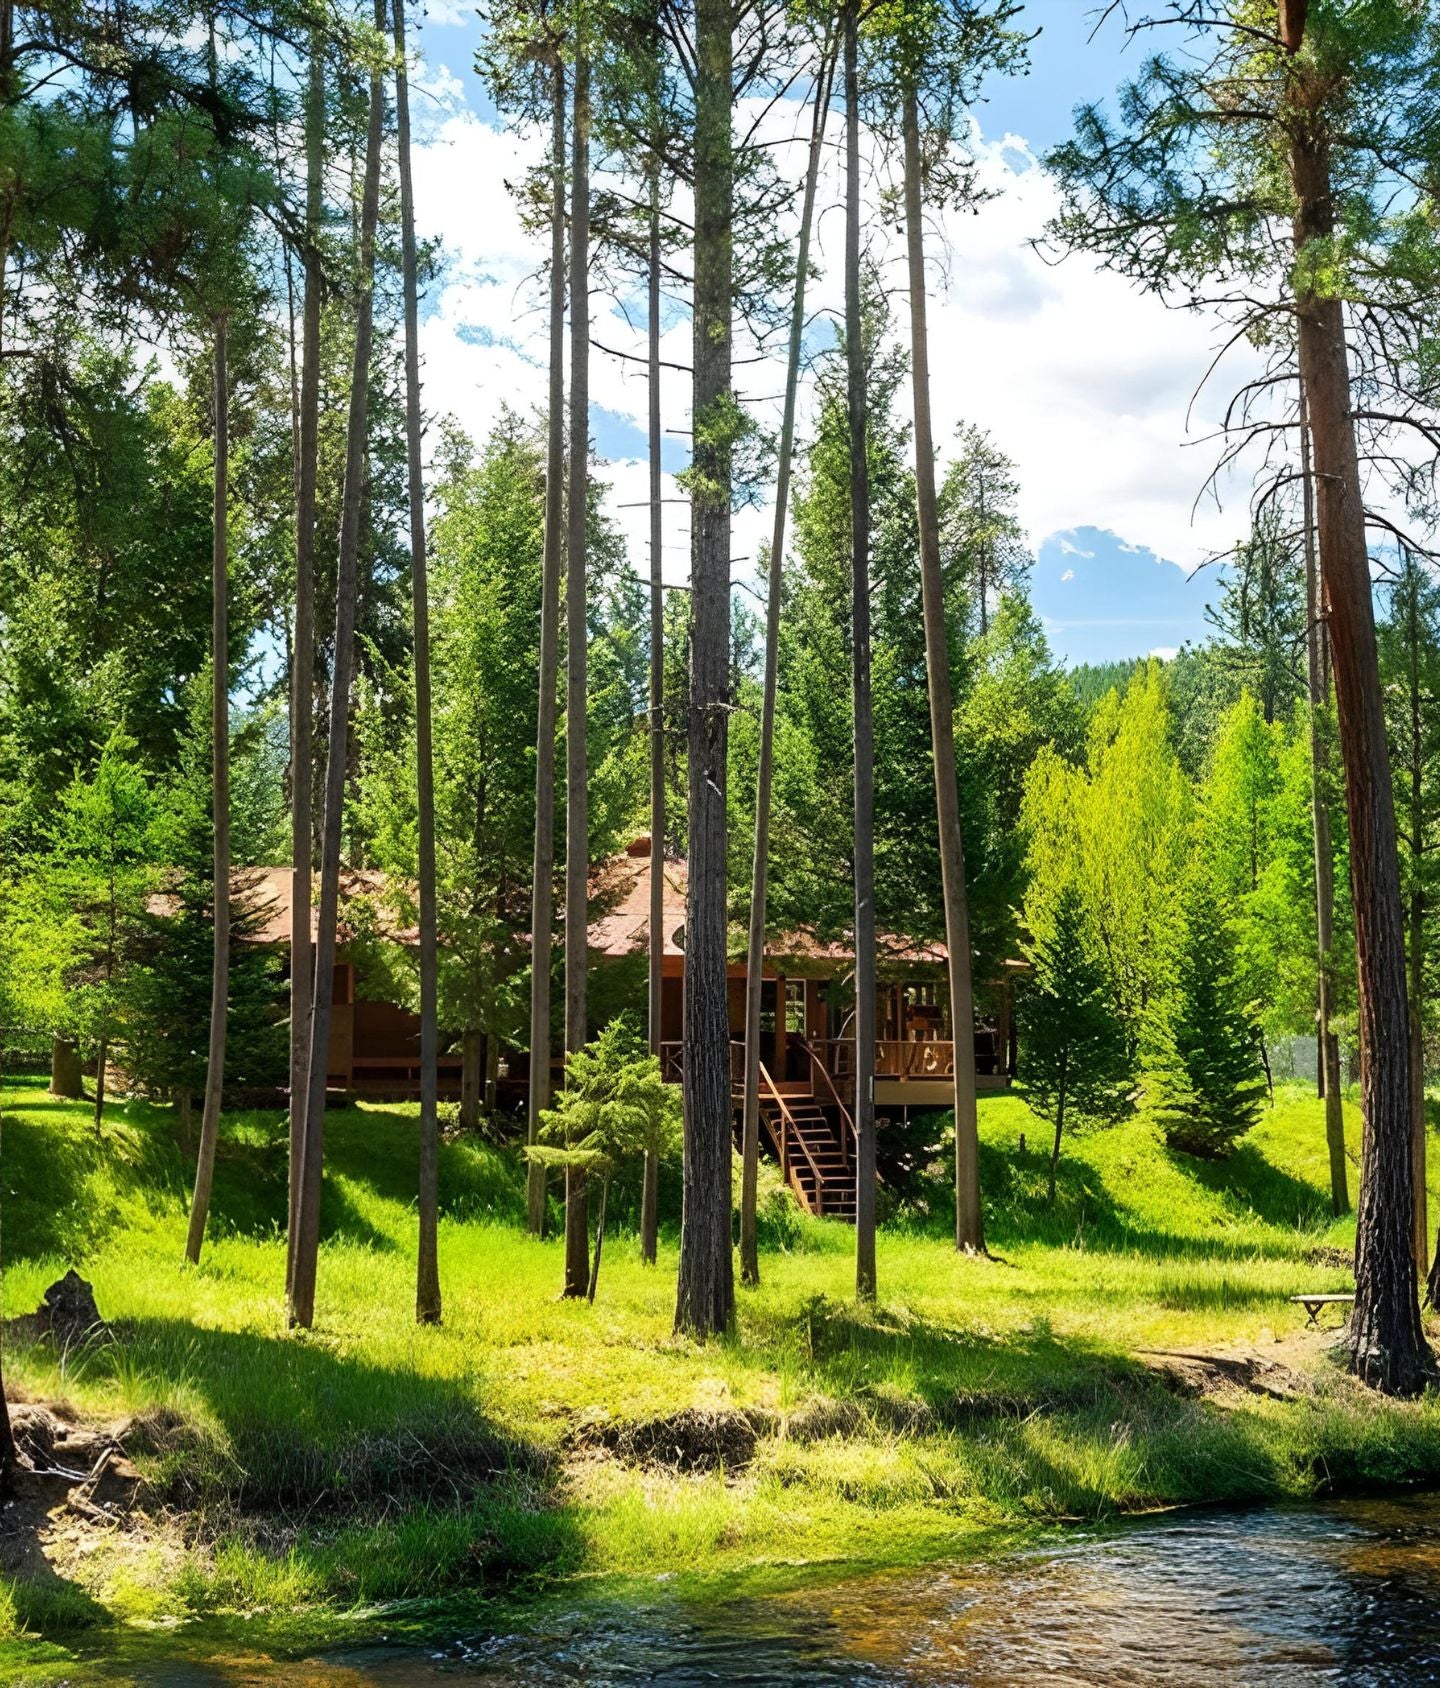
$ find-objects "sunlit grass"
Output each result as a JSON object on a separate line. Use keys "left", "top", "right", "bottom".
{"left": 4, "top": 1070, "right": 1439, "bottom": 1664}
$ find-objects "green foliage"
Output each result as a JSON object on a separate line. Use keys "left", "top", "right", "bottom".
{"left": 351, "top": 416, "right": 646, "bottom": 1054}
{"left": 937, "top": 422, "right": 1031, "bottom": 631}
{"left": 10, "top": 733, "right": 156, "bottom": 1081}
{"left": 1017, "top": 880, "right": 1133, "bottom": 1195}
{"left": 124, "top": 677, "right": 286, "bottom": 1105}
{"left": 533, "top": 1020, "right": 682, "bottom": 1179}
{"left": 1145, "top": 866, "right": 1268, "bottom": 1159}
{"left": 1023, "top": 661, "right": 1190, "bottom": 1047}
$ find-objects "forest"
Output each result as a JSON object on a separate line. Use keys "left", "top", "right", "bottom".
{"left": 6, "top": 0, "right": 1440, "bottom": 1678}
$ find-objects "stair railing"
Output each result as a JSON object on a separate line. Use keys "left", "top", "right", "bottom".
{"left": 799, "top": 1037, "right": 859, "bottom": 1174}
{"left": 758, "top": 1061, "right": 831, "bottom": 1217}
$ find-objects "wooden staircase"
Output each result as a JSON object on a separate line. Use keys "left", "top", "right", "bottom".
{"left": 756, "top": 1086, "right": 856, "bottom": 1221}
{"left": 730, "top": 1038, "right": 858, "bottom": 1222}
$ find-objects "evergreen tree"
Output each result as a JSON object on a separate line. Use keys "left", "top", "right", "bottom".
{"left": 21, "top": 733, "right": 155, "bottom": 1130}
{"left": 1146, "top": 869, "right": 1267, "bottom": 1160}
{"left": 1017, "top": 880, "right": 1132, "bottom": 1204}
{"left": 1047, "top": 0, "right": 1437, "bottom": 1394}
{"left": 939, "top": 423, "right": 1031, "bottom": 638}
{"left": 1205, "top": 512, "right": 1306, "bottom": 728}
{"left": 531, "top": 1021, "right": 682, "bottom": 1303}
{"left": 126, "top": 681, "right": 286, "bottom": 1132}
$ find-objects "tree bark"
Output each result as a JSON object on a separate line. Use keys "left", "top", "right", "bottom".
{"left": 586, "top": 1175, "right": 608, "bottom": 1304}
{"left": 845, "top": 5, "right": 877, "bottom": 1303}
{"left": 1302, "top": 398, "right": 1348, "bottom": 1215}
{"left": 1292, "top": 130, "right": 1431, "bottom": 1393}
{"left": 92, "top": 1038, "right": 107, "bottom": 1133}
{"left": 1402, "top": 563, "right": 1430, "bottom": 1278}
{"left": 561, "top": 45, "right": 591, "bottom": 1299}
{"left": 49, "top": 1036, "right": 82, "bottom": 1099}
{"left": 185, "top": 315, "right": 231, "bottom": 1267}
{"left": 394, "top": 0, "right": 441, "bottom": 1326}
{"left": 290, "top": 4, "right": 385, "bottom": 1331}
{"left": 643, "top": 155, "right": 665, "bottom": 1268}
{"left": 675, "top": 0, "right": 735, "bottom": 1339}
{"left": 902, "top": 86, "right": 983, "bottom": 1256}
{"left": 740, "top": 36, "right": 833, "bottom": 1290}
{"left": 287, "top": 28, "right": 324, "bottom": 1298}
{"left": 460, "top": 1027, "right": 481, "bottom": 1130}
{"left": 1048, "top": 1056, "right": 1067, "bottom": 1207}
{"left": 527, "top": 55, "right": 566, "bottom": 1240}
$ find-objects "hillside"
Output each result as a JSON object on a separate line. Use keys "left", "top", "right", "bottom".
{"left": 5, "top": 1077, "right": 1440, "bottom": 1676}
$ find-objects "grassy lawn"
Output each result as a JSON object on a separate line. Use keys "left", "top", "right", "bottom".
{"left": 5, "top": 1073, "right": 1440, "bottom": 1669}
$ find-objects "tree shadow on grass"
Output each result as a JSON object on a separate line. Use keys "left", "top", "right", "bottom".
{"left": 968, "top": 1137, "right": 1332, "bottom": 1266}
{"left": 19, "top": 1314, "right": 567, "bottom": 1531}
{"left": 740, "top": 1295, "right": 1161, "bottom": 1416}
{"left": 1178, "top": 1141, "right": 1334, "bottom": 1234}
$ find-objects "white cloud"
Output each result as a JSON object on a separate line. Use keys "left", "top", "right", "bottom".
{"left": 420, "top": 0, "right": 477, "bottom": 26}
{"left": 1149, "top": 646, "right": 1180, "bottom": 660}
{"left": 1060, "top": 568, "right": 1075, "bottom": 582}
{"left": 409, "top": 91, "right": 1262, "bottom": 590}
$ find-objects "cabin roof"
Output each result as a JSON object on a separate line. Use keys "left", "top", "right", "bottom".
{"left": 225, "top": 839, "right": 977, "bottom": 972}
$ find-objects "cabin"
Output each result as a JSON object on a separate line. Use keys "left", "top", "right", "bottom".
{"left": 245, "top": 839, "right": 1018, "bottom": 1216}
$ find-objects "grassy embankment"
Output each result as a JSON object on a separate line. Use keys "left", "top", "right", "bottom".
{"left": 5, "top": 1072, "right": 1440, "bottom": 1669}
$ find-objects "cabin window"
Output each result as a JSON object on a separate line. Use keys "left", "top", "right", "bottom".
{"left": 785, "top": 980, "right": 805, "bottom": 1033}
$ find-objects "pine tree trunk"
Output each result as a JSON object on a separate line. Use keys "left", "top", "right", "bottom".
{"left": 675, "top": 0, "right": 735, "bottom": 1339}
{"left": 1292, "top": 131, "right": 1431, "bottom": 1393}
{"left": 49, "top": 1037, "right": 81, "bottom": 1099}
{"left": 902, "top": 87, "right": 983, "bottom": 1256}
{"left": 740, "top": 35, "right": 833, "bottom": 1291}
{"left": 1406, "top": 575, "right": 1429, "bottom": 1278}
{"left": 93, "top": 1038, "right": 107, "bottom": 1133}
{"left": 394, "top": 0, "right": 441, "bottom": 1326}
{"left": 1302, "top": 400, "right": 1349, "bottom": 1215}
{"left": 643, "top": 156, "right": 665, "bottom": 1268}
{"left": 460, "top": 1027, "right": 481, "bottom": 1130}
{"left": 1048, "top": 1058, "right": 1066, "bottom": 1208}
{"left": 527, "top": 54, "right": 566, "bottom": 1239}
{"left": 846, "top": 4, "right": 877, "bottom": 1303}
{"left": 290, "top": 4, "right": 385, "bottom": 1331}
{"left": 287, "top": 28, "right": 324, "bottom": 1298}
{"left": 561, "top": 46, "right": 591, "bottom": 1299}
{"left": 587, "top": 1176, "right": 608, "bottom": 1304}
{"left": 185, "top": 315, "right": 231, "bottom": 1267}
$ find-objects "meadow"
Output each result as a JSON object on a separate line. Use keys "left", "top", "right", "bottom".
{"left": 6, "top": 1073, "right": 1440, "bottom": 1675}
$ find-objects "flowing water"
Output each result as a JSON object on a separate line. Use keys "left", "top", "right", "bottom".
{"left": 48, "top": 1493, "right": 1440, "bottom": 1685}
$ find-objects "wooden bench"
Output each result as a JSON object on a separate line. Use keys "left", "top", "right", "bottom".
{"left": 1290, "top": 1293, "right": 1354, "bottom": 1328}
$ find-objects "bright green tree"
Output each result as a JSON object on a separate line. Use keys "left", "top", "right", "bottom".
{"left": 125, "top": 679, "right": 286, "bottom": 1134}
{"left": 1146, "top": 867, "right": 1267, "bottom": 1160}
{"left": 1024, "top": 661, "right": 1191, "bottom": 1052}
{"left": 1017, "top": 879, "right": 1132, "bottom": 1204}
{"left": 18, "top": 733, "right": 155, "bottom": 1130}
{"left": 530, "top": 1021, "right": 683, "bottom": 1302}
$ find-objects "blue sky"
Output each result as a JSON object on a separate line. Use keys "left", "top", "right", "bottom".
{"left": 409, "top": 2, "right": 1240, "bottom": 668}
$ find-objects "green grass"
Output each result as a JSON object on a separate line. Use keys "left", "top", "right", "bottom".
{"left": 4, "top": 1072, "right": 1440, "bottom": 1672}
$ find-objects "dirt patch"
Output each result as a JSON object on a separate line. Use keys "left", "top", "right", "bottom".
{"left": 577, "top": 1408, "right": 769, "bottom": 1473}
{"left": 1305, "top": 1245, "right": 1354, "bottom": 1272}
{"left": 1136, "top": 1346, "right": 1317, "bottom": 1402}
{"left": 1, "top": 1398, "right": 151, "bottom": 1587}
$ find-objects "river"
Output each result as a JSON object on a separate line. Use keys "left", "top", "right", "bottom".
{"left": 50, "top": 1493, "right": 1440, "bottom": 1685}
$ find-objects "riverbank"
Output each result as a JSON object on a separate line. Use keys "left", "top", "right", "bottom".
{"left": 5, "top": 1075, "right": 1440, "bottom": 1680}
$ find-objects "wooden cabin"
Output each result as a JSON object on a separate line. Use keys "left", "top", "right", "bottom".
{"left": 244, "top": 840, "right": 1018, "bottom": 1215}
